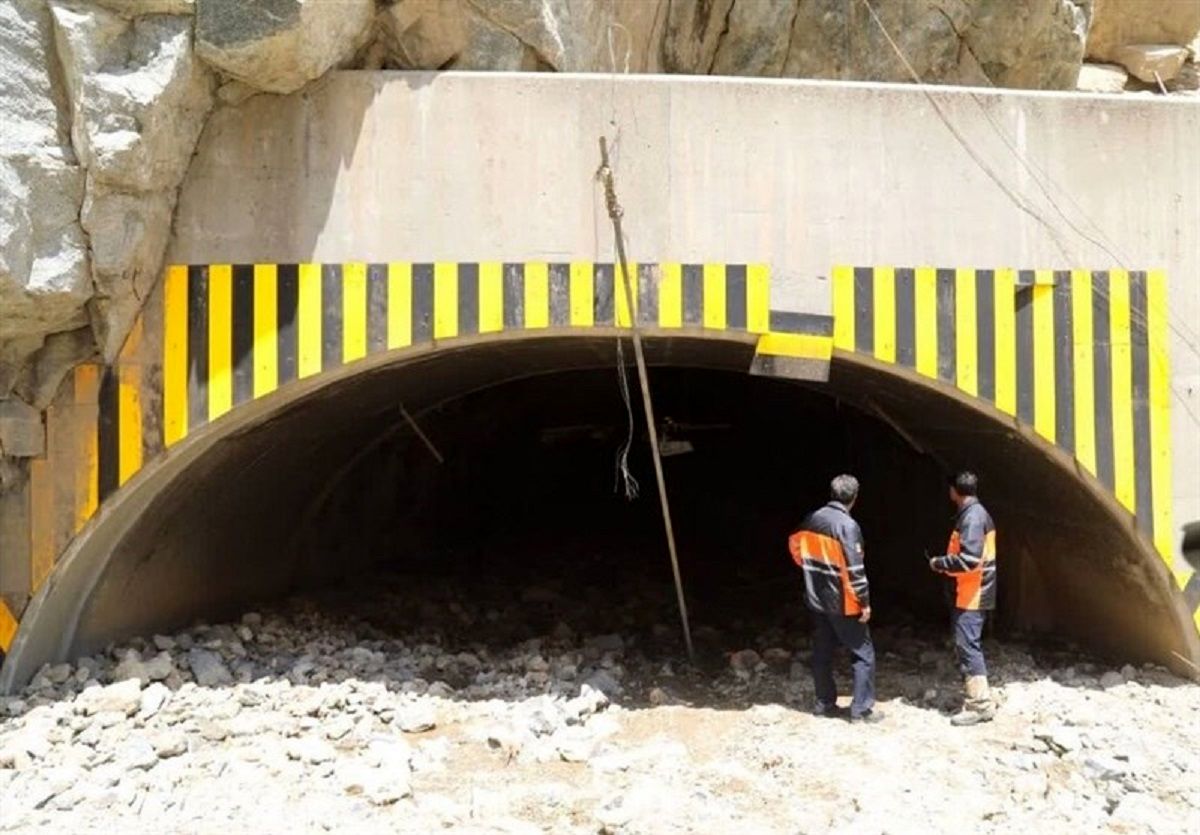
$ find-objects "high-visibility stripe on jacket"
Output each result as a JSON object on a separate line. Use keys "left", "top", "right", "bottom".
{"left": 789, "top": 501, "right": 870, "bottom": 617}
{"left": 930, "top": 498, "right": 997, "bottom": 611}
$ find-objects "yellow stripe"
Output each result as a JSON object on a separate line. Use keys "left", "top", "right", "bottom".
{"left": 387, "top": 262, "right": 412, "bottom": 348}
{"left": 703, "top": 263, "right": 726, "bottom": 329}
{"left": 955, "top": 268, "right": 978, "bottom": 396}
{"left": 1070, "top": 270, "right": 1096, "bottom": 475}
{"left": 993, "top": 269, "right": 1017, "bottom": 415}
{"left": 914, "top": 267, "right": 938, "bottom": 378}
{"left": 832, "top": 265, "right": 855, "bottom": 351}
{"left": 478, "top": 262, "right": 504, "bottom": 333}
{"left": 29, "top": 457, "right": 54, "bottom": 591}
{"left": 659, "top": 263, "right": 682, "bottom": 328}
{"left": 207, "top": 264, "right": 233, "bottom": 421}
{"left": 1146, "top": 269, "right": 1175, "bottom": 565}
{"left": 873, "top": 266, "right": 896, "bottom": 363}
{"left": 162, "top": 265, "right": 188, "bottom": 446}
{"left": 118, "top": 363, "right": 142, "bottom": 485}
{"left": 525, "top": 261, "right": 550, "bottom": 328}
{"left": 433, "top": 262, "right": 458, "bottom": 339}
{"left": 1032, "top": 274, "right": 1056, "bottom": 442}
{"left": 73, "top": 364, "right": 99, "bottom": 531}
{"left": 615, "top": 261, "right": 638, "bottom": 328}
{"left": 568, "top": 262, "right": 594, "bottom": 327}
{"left": 0, "top": 599, "right": 17, "bottom": 653}
{"left": 756, "top": 333, "right": 833, "bottom": 360}
{"left": 343, "top": 262, "right": 367, "bottom": 361}
{"left": 1109, "top": 269, "right": 1135, "bottom": 511}
{"left": 747, "top": 264, "right": 770, "bottom": 334}
{"left": 297, "top": 263, "right": 322, "bottom": 377}
{"left": 252, "top": 264, "right": 278, "bottom": 398}
{"left": 115, "top": 316, "right": 143, "bottom": 486}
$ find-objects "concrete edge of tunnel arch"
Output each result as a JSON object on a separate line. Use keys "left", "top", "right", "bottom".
{"left": 4, "top": 331, "right": 1197, "bottom": 692}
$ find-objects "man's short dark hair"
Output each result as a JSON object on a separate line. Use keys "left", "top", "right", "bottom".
{"left": 951, "top": 470, "right": 978, "bottom": 497}
{"left": 830, "top": 474, "right": 859, "bottom": 504}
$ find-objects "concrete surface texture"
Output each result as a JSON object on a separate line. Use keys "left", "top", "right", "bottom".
{"left": 170, "top": 70, "right": 1200, "bottom": 541}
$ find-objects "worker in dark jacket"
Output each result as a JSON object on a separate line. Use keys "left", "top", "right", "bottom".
{"left": 928, "top": 471, "right": 997, "bottom": 726}
{"left": 789, "top": 474, "right": 880, "bottom": 723}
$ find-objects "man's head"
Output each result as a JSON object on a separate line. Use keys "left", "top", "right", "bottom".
{"left": 830, "top": 474, "right": 860, "bottom": 509}
{"left": 949, "top": 470, "right": 978, "bottom": 506}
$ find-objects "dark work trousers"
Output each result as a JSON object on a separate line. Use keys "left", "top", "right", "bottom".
{"left": 810, "top": 610, "right": 876, "bottom": 717}
{"left": 952, "top": 608, "right": 988, "bottom": 677}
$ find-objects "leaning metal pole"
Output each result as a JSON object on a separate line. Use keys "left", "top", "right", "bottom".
{"left": 597, "top": 136, "right": 695, "bottom": 662}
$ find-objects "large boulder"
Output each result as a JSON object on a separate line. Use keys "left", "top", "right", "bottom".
{"left": 380, "top": 0, "right": 661, "bottom": 73}
{"left": 90, "top": 0, "right": 196, "bottom": 15}
{"left": 50, "top": 3, "right": 214, "bottom": 193}
{"left": 1087, "top": 0, "right": 1200, "bottom": 63}
{"left": 964, "top": 0, "right": 1092, "bottom": 90}
{"left": 195, "top": 0, "right": 375, "bottom": 94}
{"left": 0, "top": 0, "right": 91, "bottom": 386}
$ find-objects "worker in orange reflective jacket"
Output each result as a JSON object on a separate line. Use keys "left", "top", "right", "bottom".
{"left": 928, "top": 471, "right": 997, "bottom": 726}
{"left": 789, "top": 474, "right": 880, "bottom": 723}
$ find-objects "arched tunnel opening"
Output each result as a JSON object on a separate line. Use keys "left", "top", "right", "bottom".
{"left": 4, "top": 336, "right": 1195, "bottom": 691}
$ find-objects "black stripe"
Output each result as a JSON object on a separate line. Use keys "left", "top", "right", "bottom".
{"left": 894, "top": 267, "right": 916, "bottom": 367}
{"left": 232, "top": 264, "right": 254, "bottom": 405}
{"left": 976, "top": 270, "right": 996, "bottom": 401}
{"left": 936, "top": 268, "right": 956, "bottom": 383}
{"left": 726, "top": 264, "right": 747, "bottom": 330}
{"left": 682, "top": 264, "right": 703, "bottom": 326}
{"left": 1130, "top": 271, "right": 1153, "bottom": 535}
{"left": 1092, "top": 271, "right": 1115, "bottom": 491}
{"left": 502, "top": 263, "right": 524, "bottom": 329}
{"left": 186, "top": 265, "right": 209, "bottom": 429}
{"left": 321, "top": 264, "right": 343, "bottom": 369}
{"left": 458, "top": 263, "right": 480, "bottom": 335}
{"left": 366, "top": 264, "right": 388, "bottom": 354}
{"left": 97, "top": 367, "right": 119, "bottom": 501}
{"left": 412, "top": 264, "right": 434, "bottom": 343}
{"left": 637, "top": 264, "right": 658, "bottom": 326}
{"left": 1015, "top": 273, "right": 1035, "bottom": 425}
{"left": 770, "top": 311, "right": 834, "bottom": 336}
{"left": 853, "top": 267, "right": 874, "bottom": 355}
{"left": 549, "top": 263, "right": 570, "bottom": 327}
{"left": 1052, "top": 272, "right": 1075, "bottom": 454}
{"left": 276, "top": 264, "right": 298, "bottom": 385}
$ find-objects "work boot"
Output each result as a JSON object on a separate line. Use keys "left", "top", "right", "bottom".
{"left": 951, "top": 675, "right": 995, "bottom": 726}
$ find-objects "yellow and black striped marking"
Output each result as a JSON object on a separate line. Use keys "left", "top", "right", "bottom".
{"left": 834, "top": 266, "right": 1178, "bottom": 583}
{"left": 155, "top": 262, "right": 829, "bottom": 445}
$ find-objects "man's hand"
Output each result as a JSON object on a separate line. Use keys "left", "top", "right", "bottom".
{"left": 859, "top": 606, "right": 872, "bottom": 624}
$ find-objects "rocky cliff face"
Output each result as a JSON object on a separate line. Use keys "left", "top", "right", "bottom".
{"left": 1, "top": 0, "right": 1198, "bottom": 465}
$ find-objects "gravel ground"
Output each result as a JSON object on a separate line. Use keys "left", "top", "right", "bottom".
{"left": 1, "top": 570, "right": 1198, "bottom": 834}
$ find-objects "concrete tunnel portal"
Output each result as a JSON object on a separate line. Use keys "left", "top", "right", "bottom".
{"left": 4, "top": 333, "right": 1195, "bottom": 691}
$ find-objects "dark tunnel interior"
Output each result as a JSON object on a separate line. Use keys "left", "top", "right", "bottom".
{"left": 13, "top": 336, "right": 1191, "bottom": 688}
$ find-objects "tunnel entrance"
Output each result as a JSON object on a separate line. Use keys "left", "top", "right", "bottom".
{"left": 305, "top": 365, "right": 955, "bottom": 650}
{"left": 4, "top": 336, "right": 1195, "bottom": 691}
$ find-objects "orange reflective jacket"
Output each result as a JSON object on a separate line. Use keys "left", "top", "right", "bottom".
{"left": 789, "top": 501, "right": 869, "bottom": 617}
{"left": 931, "top": 498, "right": 997, "bottom": 611}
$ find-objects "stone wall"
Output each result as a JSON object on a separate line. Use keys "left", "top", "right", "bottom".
{"left": 1, "top": 0, "right": 1198, "bottom": 488}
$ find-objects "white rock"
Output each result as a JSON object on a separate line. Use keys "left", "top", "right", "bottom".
{"left": 286, "top": 736, "right": 336, "bottom": 764}
{"left": 1077, "top": 62, "right": 1128, "bottom": 93}
{"left": 76, "top": 679, "right": 143, "bottom": 716}
{"left": 398, "top": 704, "right": 437, "bottom": 733}
{"left": 195, "top": 0, "right": 375, "bottom": 94}
{"left": 151, "top": 732, "right": 187, "bottom": 759}
{"left": 137, "top": 682, "right": 170, "bottom": 720}
{"left": 1099, "top": 670, "right": 1125, "bottom": 689}
{"left": 118, "top": 737, "right": 158, "bottom": 771}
